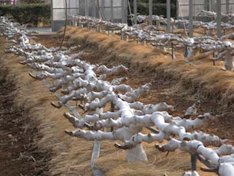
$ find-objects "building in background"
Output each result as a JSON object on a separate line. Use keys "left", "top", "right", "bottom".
{"left": 51, "top": 0, "right": 234, "bottom": 31}
{"left": 0, "top": 0, "right": 16, "bottom": 5}
{"left": 52, "top": 0, "right": 127, "bottom": 31}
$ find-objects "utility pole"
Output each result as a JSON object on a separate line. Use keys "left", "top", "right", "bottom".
{"left": 226, "top": 0, "right": 229, "bottom": 13}
{"left": 166, "top": 0, "right": 171, "bottom": 32}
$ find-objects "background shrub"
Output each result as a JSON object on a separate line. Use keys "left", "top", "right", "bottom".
{"left": 0, "top": 4, "right": 51, "bottom": 26}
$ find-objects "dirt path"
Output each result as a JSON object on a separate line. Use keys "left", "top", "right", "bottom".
{"left": 0, "top": 63, "right": 50, "bottom": 176}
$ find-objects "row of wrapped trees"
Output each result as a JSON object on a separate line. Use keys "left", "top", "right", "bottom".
{"left": 1, "top": 17, "right": 234, "bottom": 176}
{"left": 70, "top": 15, "right": 234, "bottom": 71}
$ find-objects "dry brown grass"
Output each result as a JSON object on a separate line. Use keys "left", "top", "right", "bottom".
{"left": 61, "top": 27, "right": 172, "bottom": 65}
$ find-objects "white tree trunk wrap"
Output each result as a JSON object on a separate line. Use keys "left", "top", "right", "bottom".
{"left": 1, "top": 16, "right": 234, "bottom": 175}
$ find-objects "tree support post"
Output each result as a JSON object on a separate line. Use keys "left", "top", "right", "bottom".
{"left": 191, "top": 154, "right": 197, "bottom": 171}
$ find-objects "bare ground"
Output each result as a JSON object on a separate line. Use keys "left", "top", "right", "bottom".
{"left": 0, "top": 63, "right": 50, "bottom": 176}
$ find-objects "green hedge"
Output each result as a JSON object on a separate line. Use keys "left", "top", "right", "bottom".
{"left": 0, "top": 4, "right": 51, "bottom": 26}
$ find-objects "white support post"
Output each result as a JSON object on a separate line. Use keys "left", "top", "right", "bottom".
{"left": 121, "top": 0, "right": 127, "bottom": 23}
{"left": 125, "top": 0, "right": 128, "bottom": 23}
{"left": 204, "top": 0, "right": 209, "bottom": 10}
{"left": 101, "top": 0, "right": 104, "bottom": 19}
{"left": 226, "top": 0, "right": 229, "bottom": 13}
{"left": 76, "top": 0, "right": 79, "bottom": 16}
{"left": 85, "top": 0, "right": 88, "bottom": 17}
{"left": 111, "top": 0, "right": 114, "bottom": 21}
{"left": 78, "top": 0, "right": 82, "bottom": 15}
{"left": 209, "top": 0, "right": 212, "bottom": 11}
{"left": 96, "top": 0, "right": 100, "bottom": 19}
{"left": 51, "top": 0, "right": 54, "bottom": 31}
{"left": 67, "top": 0, "right": 70, "bottom": 18}
{"left": 166, "top": 0, "right": 171, "bottom": 32}
{"left": 121, "top": 0, "right": 124, "bottom": 23}
{"left": 189, "top": 0, "right": 193, "bottom": 37}
{"left": 93, "top": 0, "right": 97, "bottom": 18}
{"left": 149, "top": 0, "right": 153, "bottom": 25}
{"left": 217, "top": 0, "right": 222, "bottom": 38}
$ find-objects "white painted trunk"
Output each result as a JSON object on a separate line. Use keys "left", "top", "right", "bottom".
{"left": 127, "top": 144, "right": 147, "bottom": 161}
